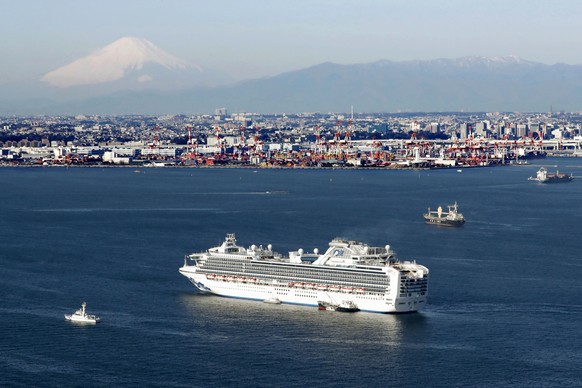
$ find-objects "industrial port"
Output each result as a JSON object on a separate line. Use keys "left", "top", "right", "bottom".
{"left": 2, "top": 111, "right": 582, "bottom": 168}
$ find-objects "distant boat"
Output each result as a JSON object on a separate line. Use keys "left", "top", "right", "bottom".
{"left": 263, "top": 296, "right": 282, "bottom": 304}
{"left": 336, "top": 300, "right": 360, "bottom": 313}
{"left": 317, "top": 300, "right": 359, "bottom": 313}
{"left": 64, "top": 302, "right": 100, "bottom": 324}
{"left": 528, "top": 167, "right": 573, "bottom": 183}
{"left": 424, "top": 202, "right": 465, "bottom": 227}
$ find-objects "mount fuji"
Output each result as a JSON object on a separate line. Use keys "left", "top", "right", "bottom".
{"left": 39, "top": 37, "right": 229, "bottom": 94}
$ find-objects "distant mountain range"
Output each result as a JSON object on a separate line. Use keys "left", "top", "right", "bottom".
{"left": 2, "top": 37, "right": 582, "bottom": 114}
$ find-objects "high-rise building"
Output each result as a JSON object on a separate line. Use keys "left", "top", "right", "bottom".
{"left": 428, "top": 123, "right": 440, "bottom": 133}
{"left": 214, "top": 108, "right": 228, "bottom": 120}
{"left": 474, "top": 122, "right": 487, "bottom": 137}
{"left": 459, "top": 123, "right": 468, "bottom": 140}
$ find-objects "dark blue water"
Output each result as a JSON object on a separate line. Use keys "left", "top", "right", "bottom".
{"left": 1, "top": 160, "right": 581, "bottom": 387}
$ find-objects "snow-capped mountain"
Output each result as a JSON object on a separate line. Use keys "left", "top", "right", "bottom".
{"left": 370, "top": 55, "right": 538, "bottom": 69}
{"left": 5, "top": 54, "right": 582, "bottom": 114}
{"left": 41, "top": 37, "right": 205, "bottom": 89}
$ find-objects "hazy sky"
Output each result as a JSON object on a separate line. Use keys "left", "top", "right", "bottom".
{"left": 3, "top": 0, "right": 582, "bottom": 84}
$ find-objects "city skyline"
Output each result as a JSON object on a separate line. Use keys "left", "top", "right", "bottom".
{"left": 3, "top": 0, "right": 582, "bottom": 88}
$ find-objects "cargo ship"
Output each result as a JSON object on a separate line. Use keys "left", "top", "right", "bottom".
{"left": 529, "top": 167, "right": 574, "bottom": 183}
{"left": 423, "top": 202, "right": 466, "bottom": 227}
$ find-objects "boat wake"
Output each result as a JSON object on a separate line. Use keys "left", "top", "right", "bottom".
{"left": 188, "top": 191, "right": 288, "bottom": 196}
{"left": 427, "top": 302, "right": 582, "bottom": 316}
{"left": 32, "top": 207, "right": 220, "bottom": 213}
{"left": 0, "top": 352, "right": 76, "bottom": 374}
{"left": 469, "top": 220, "right": 537, "bottom": 230}
{"left": 295, "top": 336, "right": 475, "bottom": 351}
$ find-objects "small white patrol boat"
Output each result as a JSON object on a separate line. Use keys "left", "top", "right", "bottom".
{"left": 64, "top": 302, "right": 100, "bottom": 324}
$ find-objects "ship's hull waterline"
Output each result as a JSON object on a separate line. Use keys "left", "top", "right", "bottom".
{"left": 179, "top": 270, "right": 426, "bottom": 313}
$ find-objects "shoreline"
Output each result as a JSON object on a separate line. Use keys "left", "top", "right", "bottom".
{"left": 2, "top": 154, "right": 578, "bottom": 170}
{"left": 0, "top": 162, "right": 537, "bottom": 171}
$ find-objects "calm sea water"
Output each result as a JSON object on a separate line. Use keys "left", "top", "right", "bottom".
{"left": 1, "top": 160, "right": 581, "bottom": 387}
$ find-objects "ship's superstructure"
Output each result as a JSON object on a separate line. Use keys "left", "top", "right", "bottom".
{"left": 179, "top": 234, "right": 428, "bottom": 313}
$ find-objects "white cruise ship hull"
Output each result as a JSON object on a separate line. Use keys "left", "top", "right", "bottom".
{"left": 179, "top": 268, "right": 426, "bottom": 313}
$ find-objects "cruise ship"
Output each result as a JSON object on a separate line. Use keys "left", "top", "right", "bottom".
{"left": 179, "top": 234, "right": 429, "bottom": 313}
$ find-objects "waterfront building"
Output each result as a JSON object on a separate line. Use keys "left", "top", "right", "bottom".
{"left": 141, "top": 147, "right": 178, "bottom": 157}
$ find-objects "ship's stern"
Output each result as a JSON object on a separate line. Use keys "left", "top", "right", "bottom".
{"left": 393, "top": 264, "right": 429, "bottom": 312}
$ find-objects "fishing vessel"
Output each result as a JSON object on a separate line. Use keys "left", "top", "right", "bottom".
{"left": 64, "top": 302, "right": 100, "bottom": 324}
{"left": 423, "top": 202, "right": 465, "bottom": 227}
{"left": 179, "top": 234, "right": 429, "bottom": 313}
{"left": 528, "top": 167, "right": 574, "bottom": 183}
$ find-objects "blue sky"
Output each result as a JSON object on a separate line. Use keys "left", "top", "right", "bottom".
{"left": 2, "top": 0, "right": 582, "bottom": 84}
